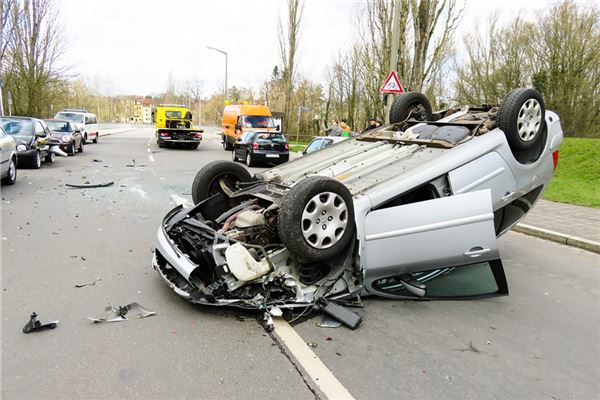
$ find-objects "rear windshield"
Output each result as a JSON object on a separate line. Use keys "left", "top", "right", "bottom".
{"left": 46, "top": 121, "right": 72, "bottom": 132}
{"left": 165, "top": 111, "right": 181, "bottom": 119}
{"left": 0, "top": 118, "right": 33, "bottom": 138}
{"left": 242, "top": 116, "right": 275, "bottom": 128}
{"left": 55, "top": 112, "right": 85, "bottom": 124}
{"left": 254, "top": 133, "right": 286, "bottom": 142}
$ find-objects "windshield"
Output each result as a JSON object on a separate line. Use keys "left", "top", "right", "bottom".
{"left": 46, "top": 121, "right": 72, "bottom": 132}
{"left": 0, "top": 118, "right": 33, "bottom": 139}
{"left": 254, "top": 133, "right": 286, "bottom": 142}
{"left": 242, "top": 115, "right": 275, "bottom": 128}
{"left": 55, "top": 112, "right": 85, "bottom": 124}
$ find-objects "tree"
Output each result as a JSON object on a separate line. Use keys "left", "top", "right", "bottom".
{"left": 3, "top": 0, "right": 69, "bottom": 117}
{"left": 278, "top": 0, "right": 304, "bottom": 136}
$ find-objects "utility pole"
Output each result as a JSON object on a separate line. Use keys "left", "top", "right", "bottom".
{"left": 0, "top": 79, "right": 4, "bottom": 116}
{"left": 207, "top": 46, "right": 228, "bottom": 101}
{"left": 385, "top": 0, "right": 402, "bottom": 124}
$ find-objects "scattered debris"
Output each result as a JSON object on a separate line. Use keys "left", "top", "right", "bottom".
{"left": 74, "top": 281, "right": 96, "bottom": 288}
{"left": 88, "top": 302, "right": 156, "bottom": 323}
{"left": 335, "top": 352, "right": 342, "bottom": 356}
{"left": 126, "top": 159, "right": 146, "bottom": 168}
{"left": 92, "top": 159, "right": 103, "bottom": 162}
{"left": 66, "top": 181, "right": 114, "bottom": 189}
{"left": 325, "top": 336, "right": 333, "bottom": 341}
{"left": 259, "top": 311, "right": 274, "bottom": 332}
{"left": 454, "top": 341, "right": 482, "bottom": 353}
{"left": 319, "top": 313, "right": 342, "bottom": 328}
{"left": 322, "top": 301, "right": 362, "bottom": 330}
{"left": 307, "top": 342, "right": 318, "bottom": 348}
{"left": 22, "top": 312, "right": 58, "bottom": 333}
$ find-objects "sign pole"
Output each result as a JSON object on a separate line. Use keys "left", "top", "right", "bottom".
{"left": 385, "top": 0, "right": 402, "bottom": 123}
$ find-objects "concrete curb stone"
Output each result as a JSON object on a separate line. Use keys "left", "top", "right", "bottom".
{"left": 513, "top": 223, "right": 600, "bottom": 254}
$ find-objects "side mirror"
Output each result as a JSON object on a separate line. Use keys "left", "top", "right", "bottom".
{"left": 276, "top": 125, "right": 280, "bottom": 131}
{"left": 300, "top": 150, "right": 306, "bottom": 155}
{"left": 234, "top": 124, "right": 241, "bottom": 131}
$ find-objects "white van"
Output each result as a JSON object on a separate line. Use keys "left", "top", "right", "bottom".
{"left": 54, "top": 109, "right": 100, "bottom": 143}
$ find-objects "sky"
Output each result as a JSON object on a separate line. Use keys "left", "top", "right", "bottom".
{"left": 58, "top": 0, "right": 581, "bottom": 97}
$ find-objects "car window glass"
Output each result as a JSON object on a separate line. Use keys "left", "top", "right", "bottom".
{"left": 0, "top": 128, "right": 5, "bottom": 138}
{"left": 47, "top": 121, "right": 71, "bottom": 132}
{"left": 372, "top": 261, "right": 502, "bottom": 298}
{"left": 255, "top": 133, "right": 286, "bottom": 142}
{"left": 56, "top": 112, "right": 84, "bottom": 124}
{"left": 0, "top": 119, "right": 33, "bottom": 137}
{"left": 35, "top": 121, "right": 46, "bottom": 134}
{"left": 322, "top": 139, "right": 334, "bottom": 149}
{"left": 91, "top": 116, "right": 97, "bottom": 124}
{"left": 165, "top": 111, "right": 181, "bottom": 119}
{"left": 305, "top": 139, "right": 323, "bottom": 153}
{"left": 242, "top": 116, "right": 275, "bottom": 128}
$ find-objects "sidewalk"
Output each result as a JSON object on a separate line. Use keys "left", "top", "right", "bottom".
{"left": 514, "top": 199, "right": 600, "bottom": 254}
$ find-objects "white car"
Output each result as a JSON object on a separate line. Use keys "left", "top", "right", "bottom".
{"left": 152, "top": 88, "right": 562, "bottom": 315}
{"left": 54, "top": 109, "right": 99, "bottom": 144}
{"left": 0, "top": 126, "right": 17, "bottom": 185}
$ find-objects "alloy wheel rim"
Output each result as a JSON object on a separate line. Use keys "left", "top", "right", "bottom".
{"left": 36, "top": 152, "right": 41, "bottom": 167}
{"left": 301, "top": 191, "right": 348, "bottom": 249}
{"left": 517, "top": 98, "right": 542, "bottom": 142}
{"left": 8, "top": 160, "right": 15, "bottom": 180}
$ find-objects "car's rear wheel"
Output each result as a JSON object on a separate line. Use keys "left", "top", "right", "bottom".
{"left": 246, "top": 153, "right": 254, "bottom": 167}
{"left": 92, "top": 133, "right": 98, "bottom": 144}
{"left": 191, "top": 160, "right": 254, "bottom": 205}
{"left": 78, "top": 139, "right": 84, "bottom": 153}
{"left": 278, "top": 176, "right": 355, "bottom": 262}
{"left": 2, "top": 157, "right": 17, "bottom": 185}
{"left": 223, "top": 137, "right": 233, "bottom": 151}
{"left": 389, "top": 92, "right": 433, "bottom": 123}
{"left": 232, "top": 151, "right": 238, "bottom": 162}
{"left": 68, "top": 142, "right": 76, "bottom": 156}
{"left": 497, "top": 88, "right": 546, "bottom": 153}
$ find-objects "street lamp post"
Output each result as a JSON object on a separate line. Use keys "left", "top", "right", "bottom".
{"left": 207, "top": 46, "right": 228, "bottom": 101}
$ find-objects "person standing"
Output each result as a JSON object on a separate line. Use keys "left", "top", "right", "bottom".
{"left": 339, "top": 119, "right": 352, "bottom": 137}
{"left": 327, "top": 119, "right": 342, "bottom": 136}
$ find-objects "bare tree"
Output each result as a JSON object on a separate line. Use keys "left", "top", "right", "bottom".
{"left": 278, "top": 0, "right": 304, "bottom": 136}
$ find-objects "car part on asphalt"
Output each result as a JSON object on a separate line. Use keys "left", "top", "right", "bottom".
{"left": 66, "top": 181, "right": 114, "bottom": 189}
{"left": 322, "top": 301, "right": 362, "bottom": 330}
{"left": 22, "top": 312, "right": 58, "bottom": 333}
{"left": 88, "top": 302, "right": 156, "bottom": 323}
{"left": 74, "top": 281, "right": 96, "bottom": 288}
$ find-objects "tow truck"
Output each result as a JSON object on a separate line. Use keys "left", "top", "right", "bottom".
{"left": 155, "top": 105, "right": 204, "bottom": 149}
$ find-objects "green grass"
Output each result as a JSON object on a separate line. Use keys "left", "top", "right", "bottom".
{"left": 543, "top": 137, "right": 600, "bottom": 208}
{"left": 288, "top": 140, "right": 310, "bottom": 153}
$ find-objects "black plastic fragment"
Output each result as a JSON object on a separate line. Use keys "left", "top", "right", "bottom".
{"left": 22, "top": 312, "right": 58, "bottom": 333}
{"left": 323, "top": 301, "right": 362, "bottom": 330}
{"left": 66, "top": 181, "right": 114, "bottom": 189}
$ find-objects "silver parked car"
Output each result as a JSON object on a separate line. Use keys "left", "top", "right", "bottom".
{"left": 152, "top": 88, "right": 563, "bottom": 311}
{"left": 0, "top": 126, "right": 17, "bottom": 185}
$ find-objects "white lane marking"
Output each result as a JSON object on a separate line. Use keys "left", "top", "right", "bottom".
{"left": 170, "top": 194, "right": 192, "bottom": 208}
{"left": 149, "top": 155, "right": 155, "bottom": 162}
{"left": 273, "top": 319, "right": 355, "bottom": 400}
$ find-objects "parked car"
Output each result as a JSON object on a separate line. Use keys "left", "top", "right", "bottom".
{"left": 0, "top": 126, "right": 17, "bottom": 185}
{"left": 303, "top": 136, "right": 348, "bottom": 155}
{"left": 232, "top": 131, "right": 289, "bottom": 166}
{"left": 0, "top": 117, "right": 63, "bottom": 168}
{"left": 153, "top": 88, "right": 562, "bottom": 311}
{"left": 54, "top": 109, "right": 99, "bottom": 144}
{"left": 45, "top": 119, "right": 84, "bottom": 156}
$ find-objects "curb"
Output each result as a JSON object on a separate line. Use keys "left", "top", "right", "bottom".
{"left": 99, "top": 127, "right": 138, "bottom": 137}
{"left": 513, "top": 223, "right": 600, "bottom": 254}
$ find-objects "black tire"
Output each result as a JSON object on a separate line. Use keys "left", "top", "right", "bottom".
{"left": 31, "top": 151, "right": 41, "bottom": 169}
{"left": 191, "top": 143, "right": 199, "bottom": 150}
{"left": 191, "top": 160, "right": 253, "bottom": 205}
{"left": 245, "top": 152, "right": 254, "bottom": 167}
{"left": 44, "top": 152, "right": 55, "bottom": 163}
{"left": 232, "top": 150, "right": 238, "bottom": 162}
{"left": 78, "top": 139, "right": 84, "bottom": 153}
{"left": 83, "top": 134, "right": 88, "bottom": 144}
{"left": 2, "top": 157, "right": 17, "bottom": 185}
{"left": 389, "top": 92, "right": 433, "bottom": 123}
{"left": 223, "top": 136, "right": 233, "bottom": 151}
{"left": 92, "top": 133, "right": 98, "bottom": 144}
{"left": 278, "top": 176, "right": 355, "bottom": 262}
{"left": 497, "top": 88, "right": 546, "bottom": 152}
{"left": 68, "top": 142, "right": 76, "bottom": 156}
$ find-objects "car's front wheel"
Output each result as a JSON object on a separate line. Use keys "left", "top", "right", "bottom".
{"left": 92, "top": 133, "right": 98, "bottom": 144}
{"left": 31, "top": 151, "right": 41, "bottom": 169}
{"left": 278, "top": 176, "right": 355, "bottom": 262}
{"left": 191, "top": 160, "right": 254, "bottom": 205}
{"left": 389, "top": 92, "right": 433, "bottom": 123}
{"left": 2, "top": 157, "right": 17, "bottom": 185}
{"left": 68, "top": 142, "right": 76, "bottom": 156}
{"left": 45, "top": 152, "right": 55, "bottom": 163}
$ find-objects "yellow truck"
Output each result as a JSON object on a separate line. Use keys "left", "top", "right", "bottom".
{"left": 155, "top": 105, "right": 204, "bottom": 149}
{"left": 221, "top": 104, "right": 279, "bottom": 150}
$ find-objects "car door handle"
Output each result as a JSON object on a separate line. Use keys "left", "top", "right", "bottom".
{"left": 463, "top": 247, "right": 491, "bottom": 257}
{"left": 501, "top": 191, "right": 514, "bottom": 201}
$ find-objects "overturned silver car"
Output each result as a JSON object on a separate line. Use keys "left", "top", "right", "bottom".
{"left": 152, "top": 88, "right": 563, "bottom": 311}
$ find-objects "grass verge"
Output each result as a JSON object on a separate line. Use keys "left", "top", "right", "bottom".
{"left": 543, "top": 137, "right": 599, "bottom": 208}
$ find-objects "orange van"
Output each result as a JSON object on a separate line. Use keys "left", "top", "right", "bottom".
{"left": 221, "top": 104, "right": 279, "bottom": 150}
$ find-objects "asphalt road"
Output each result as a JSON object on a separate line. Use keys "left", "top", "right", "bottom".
{"left": 2, "top": 126, "right": 599, "bottom": 400}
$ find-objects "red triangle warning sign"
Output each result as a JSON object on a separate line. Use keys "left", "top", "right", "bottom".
{"left": 380, "top": 71, "right": 404, "bottom": 93}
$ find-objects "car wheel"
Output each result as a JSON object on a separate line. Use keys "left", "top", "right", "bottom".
{"left": 92, "top": 133, "right": 98, "bottom": 144}
{"left": 245, "top": 153, "right": 254, "bottom": 167}
{"left": 389, "top": 92, "right": 433, "bottom": 123}
{"left": 278, "top": 176, "right": 355, "bottom": 262}
{"left": 32, "top": 151, "right": 41, "bottom": 169}
{"left": 45, "top": 152, "right": 55, "bottom": 163}
{"left": 78, "top": 139, "right": 84, "bottom": 153}
{"left": 1, "top": 157, "right": 17, "bottom": 185}
{"left": 232, "top": 151, "right": 238, "bottom": 162}
{"left": 68, "top": 142, "right": 76, "bottom": 156}
{"left": 191, "top": 160, "right": 254, "bottom": 205}
{"left": 223, "top": 137, "right": 233, "bottom": 151}
{"left": 497, "top": 88, "right": 546, "bottom": 153}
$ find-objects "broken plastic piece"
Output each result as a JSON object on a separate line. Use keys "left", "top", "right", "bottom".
{"left": 260, "top": 311, "right": 274, "bottom": 332}
{"left": 319, "top": 313, "right": 342, "bottom": 328}
{"left": 22, "top": 312, "right": 58, "bottom": 333}
{"left": 323, "top": 301, "right": 362, "bottom": 330}
{"left": 66, "top": 181, "right": 114, "bottom": 189}
{"left": 88, "top": 302, "right": 156, "bottom": 323}
{"left": 224, "top": 243, "right": 271, "bottom": 282}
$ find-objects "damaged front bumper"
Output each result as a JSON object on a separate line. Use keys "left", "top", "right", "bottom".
{"left": 152, "top": 204, "right": 360, "bottom": 310}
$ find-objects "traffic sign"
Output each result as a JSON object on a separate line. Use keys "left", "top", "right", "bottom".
{"left": 380, "top": 71, "right": 404, "bottom": 94}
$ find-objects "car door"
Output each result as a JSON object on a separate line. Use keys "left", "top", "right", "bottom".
{"left": 33, "top": 120, "right": 48, "bottom": 155}
{"left": 244, "top": 132, "right": 255, "bottom": 157}
{"left": 363, "top": 189, "right": 507, "bottom": 299}
{"left": 233, "top": 132, "right": 246, "bottom": 159}
{"left": 304, "top": 138, "right": 323, "bottom": 154}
